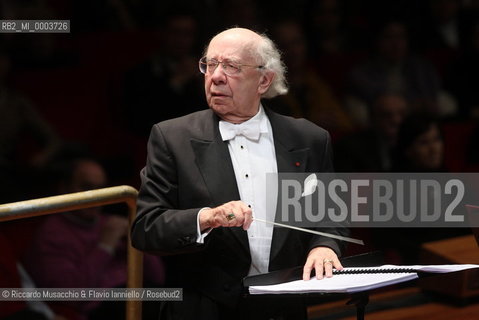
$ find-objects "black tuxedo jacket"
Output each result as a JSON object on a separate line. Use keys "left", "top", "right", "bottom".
{"left": 131, "top": 108, "right": 348, "bottom": 319}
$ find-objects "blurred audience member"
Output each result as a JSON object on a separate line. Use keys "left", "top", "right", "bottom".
{"left": 417, "top": 0, "right": 473, "bottom": 51}
{"left": 306, "top": 0, "right": 349, "bottom": 55}
{"left": 123, "top": 11, "right": 204, "bottom": 138}
{"left": 23, "top": 158, "right": 164, "bottom": 320}
{"left": 392, "top": 113, "right": 445, "bottom": 172}
{"left": 0, "top": 50, "right": 61, "bottom": 203}
{"left": 270, "top": 20, "right": 353, "bottom": 133}
{"left": 413, "top": 0, "right": 479, "bottom": 80}
{"left": 334, "top": 93, "right": 409, "bottom": 172}
{"left": 425, "top": 0, "right": 462, "bottom": 50}
{"left": 304, "top": 0, "right": 367, "bottom": 95}
{"left": 0, "top": 224, "right": 66, "bottom": 320}
{"left": 347, "top": 20, "right": 444, "bottom": 125}
{"left": 374, "top": 113, "right": 465, "bottom": 263}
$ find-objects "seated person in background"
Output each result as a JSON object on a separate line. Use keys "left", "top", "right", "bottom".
{"left": 269, "top": 20, "right": 353, "bottom": 134}
{"left": 346, "top": 20, "right": 442, "bottom": 125}
{"left": 392, "top": 113, "right": 445, "bottom": 172}
{"left": 23, "top": 158, "right": 164, "bottom": 320}
{"left": 0, "top": 228, "right": 66, "bottom": 320}
{"left": 334, "top": 92, "right": 409, "bottom": 172}
{"left": 0, "top": 50, "right": 61, "bottom": 203}
{"left": 375, "top": 113, "right": 466, "bottom": 263}
{"left": 123, "top": 12, "right": 204, "bottom": 138}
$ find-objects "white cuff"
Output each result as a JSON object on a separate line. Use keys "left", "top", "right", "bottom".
{"left": 196, "top": 207, "right": 212, "bottom": 243}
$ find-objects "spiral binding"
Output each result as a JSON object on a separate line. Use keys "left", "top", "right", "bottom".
{"left": 332, "top": 268, "right": 417, "bottom": 275}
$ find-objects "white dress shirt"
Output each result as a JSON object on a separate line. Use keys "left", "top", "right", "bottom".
{"left": 196, "top": 105, "right": 278, "bottom": 276}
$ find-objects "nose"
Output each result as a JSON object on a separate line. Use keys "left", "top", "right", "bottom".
{"left": 210, "top": 63, "right": 227, "bottom": 85}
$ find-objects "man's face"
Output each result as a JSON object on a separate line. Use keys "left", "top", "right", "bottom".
{"left": 407, "top": 124, "right": 444, "bottom": 170}
{"left": 204, "top": 30, "right": 272, "bottom": 123}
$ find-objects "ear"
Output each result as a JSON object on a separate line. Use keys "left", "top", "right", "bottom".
{"left": 257, "top": 70, "right": 275, "bottom": 95}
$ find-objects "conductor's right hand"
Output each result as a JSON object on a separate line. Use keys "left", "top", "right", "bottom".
{"left": 199, "top": 201, "right": 253, "bottom": 232}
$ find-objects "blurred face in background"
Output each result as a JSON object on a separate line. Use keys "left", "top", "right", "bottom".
{"left": 377, "top": 22, "right": 408, "bottom": 63}
{"left": 273, "top": 21, "right": 307, "bottom": 73}
{"left": 406, "top": 124, "right": 444, "bottom": 170}
{"left": 64, "top": 160, "right": 107, "bottom": 221}
{"left": 163, "top": 15, "right": 197, "bottom": 58}
{"left": 372, "top": 94, "right": 409, "bottom": 144}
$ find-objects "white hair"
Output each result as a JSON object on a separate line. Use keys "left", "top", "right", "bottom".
{"left": 254, "top": 33, "right": 288, "bottom": 98}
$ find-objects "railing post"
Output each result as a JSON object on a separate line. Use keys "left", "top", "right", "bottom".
{"left": 126, "top": 197, "right": 143, "bottom": 320}
{"left": 0, "top": 186, "right": 144, "bottom": 320}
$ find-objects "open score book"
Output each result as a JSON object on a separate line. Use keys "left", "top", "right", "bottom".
{"left": 248, "top": 264, "right": 479, "bottom": 294}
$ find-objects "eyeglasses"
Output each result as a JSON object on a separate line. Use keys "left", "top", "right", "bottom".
{"left": 198, "top": 57, "right": 264, "bottom": 76}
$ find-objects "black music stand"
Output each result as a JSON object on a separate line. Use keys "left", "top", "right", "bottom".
{"left": 243, "top": 252, "right": 383, "bottom": 320}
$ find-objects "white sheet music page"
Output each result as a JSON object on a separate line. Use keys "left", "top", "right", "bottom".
{"left": 249, "top": 272, "right": 418, "bottom": 294}
{"left": 249, "top": 264, "right": 479, "bottom": 294}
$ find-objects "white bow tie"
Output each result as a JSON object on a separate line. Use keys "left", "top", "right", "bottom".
{"left": 219, "top": 119, "right": 262, "bottom": 141}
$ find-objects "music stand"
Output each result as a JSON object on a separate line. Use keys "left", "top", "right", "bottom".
{"left": 243, "top": 252, "right": 384, "bottom": 320}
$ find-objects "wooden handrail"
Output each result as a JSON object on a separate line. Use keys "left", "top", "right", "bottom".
{"left": 0, "top": 185, "right": 144, "bottom": 320}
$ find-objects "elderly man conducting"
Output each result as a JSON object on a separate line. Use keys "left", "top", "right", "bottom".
{"left": 131, "top": 27, "right": 349, "bottom": 320}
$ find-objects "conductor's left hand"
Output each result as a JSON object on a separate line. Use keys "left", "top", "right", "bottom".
{"left": 302, "top": 247, "right": 343, "bottom": 280}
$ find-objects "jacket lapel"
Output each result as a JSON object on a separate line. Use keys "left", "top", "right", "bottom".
{"left": 189, "top": 109, "right": 312, "bottom": 266}
{"left": 266, "top": 110, "right": 310, "bottom": 268}
{"left": 190, "top": 111, "right": 250, "bottom": 255}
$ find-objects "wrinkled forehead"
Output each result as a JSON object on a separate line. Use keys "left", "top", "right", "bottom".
{"left": 206, "top": 32, "right": 258, "bottom": 62}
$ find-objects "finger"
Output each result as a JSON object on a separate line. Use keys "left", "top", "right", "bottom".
{"left": 243, "top": 209, "right": 253, "bottom": 230}
{"left": 212, "top": 214, "right": 227, "bottom": 228}
{"left": 216, "top": 204, "right": 230, "bottom": 220}
{"left": 231, "top": 209, "right": 244, "bottom": 227}
{"left": 240, "top": 204, "right": 253, "bottom": 230}
{"left": 225, "top": 211, "right": 238, "bottom": 227}
{"left": 230, "top": 214, "right": 240, "bottom": 227}
{"left": 324, "top": 260, "right": 334, "bottom": 278}
{"left": 214, "top": 207, "right": 232, "bottom": 227}
{"left": 333, "top": 258, "right": 343, "bottom": 271}
{"left": 315, "top": 259, "right": 324, "bottom": 280}
{"left": 231, "top": 201, "right": 251, "bottom": 228}
{"left": 302, "top": 259, "right": 314, "bottom": 281}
